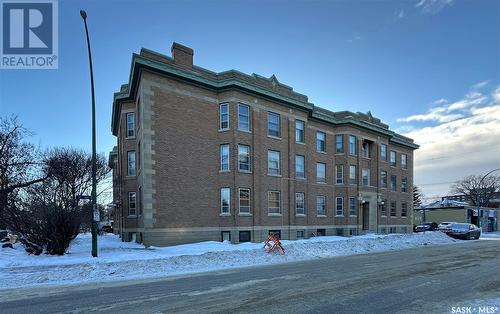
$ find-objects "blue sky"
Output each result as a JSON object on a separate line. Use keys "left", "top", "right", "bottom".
{"left": 1, "top": 0, "right": 499, "bottom": 200}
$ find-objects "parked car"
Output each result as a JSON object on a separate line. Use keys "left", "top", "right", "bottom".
{"left": 447, "top": 223, "right": 481, "bottom": 240}
{"left": 438, "top": 222, "right": 455, "bottom": 233}
{"left": 415, "top": 222, "right": 439, "bottom": 232}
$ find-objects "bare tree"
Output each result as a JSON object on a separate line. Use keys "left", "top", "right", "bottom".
{"left": 0, "top": 116, "right": 45, "bottom": 229}
{"left": 4, "top": 148, "right": 110, "bottom": 255}
{"left": 413, "top": 186, "right": 422, "bottom": 209}
{"left": 451, "top": 174, "right": 500, "bottom": 207}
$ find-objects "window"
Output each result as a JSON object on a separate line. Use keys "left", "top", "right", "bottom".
{"left": 268, "top": 191, "right": 281, "bottom": 214}
{"left": 221, "top": 231, "right": 231, "bottom": 242}
{"left": 381, "top": 171, "right": 388, "bottom": 188}
{"left": 349, "top": 197, "right": 357, "bottom": 216}
{"left": 295, "top": 192, "right": 305, "bottom": 215}
{"left": 362, "top": 168, "right": 370, "bottom": 186}
{"left": 401, "top": 177, "right": 408, "bottom": 193}
{"left": 390, "top": 201, "right": 397, "bottom": 217}
{"left": 239, "top": 231, "right": 251, "bottom": 242}
{"left": 128, "top": 192, "right": 136, "bottom": 216}
{"left": 401, "top": 154, "right": 407, "bottom": 169}
{"left": 295, "top": 120, "right": 305, "bottom": 143}
{"left": 268, "top": 112, "right": 281, "bottom": 137}
{"left": 316, "top": 229, "right": 326, "bottom": 236}
{"left": 316, "top": 196, "right": 326, "bottom": 216}
{"left": 220, "top": 188, "right": 230, "bottom": 214}
{"left": 296, "top": 230, "right": 305, "bottom": 239}
{"left": 220, "top": 144, "right": 230, "bottom": 171}
{"left": 381, "top": 200, "right": 387, "bottom": 217}
{"left": 336, "top": 197, "right": 344, "bottom": 216}
{"left": 126, "top": 112, "right": 135, "bottom": 138}
{"left": 391, "top": 175, "right": 397, "bottom": 192}
{"left": 380, "top": 144, "right": 387, "bottom": 161}
{"left": 336, "top": 134, "right": 344, "bottom": 153}
{"left": 238, "top": 145, "right": 251, "bottom": 172}
{"left": 349, "top": 135, "right": 357, "bottom": 155}
{"left": 401, "top": 202, "right": 407, "bottom": 217}
{"left": 316, "top": 131, "right": 326, "bottom": 152}
{"left": 127, "top": 151, "right": 136, "bottom": 176}
{"left": 390, "top": 150, "right": 396, "bottom": 166}
{"left": 238, "top": 104, "right": 250, "bottom": 131}
{"left": 335, "top": 165, "right": 344, "bottom": 184}
{"left": 295, "top": 155, "right": 305, "bottom": 179}
{"left": 316, "top": 162, "right": 326, "bottom": 183}
{"left": 268, "top": 150, "right": 281, "bottom": 175}
{"left": 349, "top": 165, "right": 357, "bottom": 185}
{"left": 361, "top": 141, "right": 370, "bottom": 158}
{"left": 219, "top": 103, "right": 229, "bottom": 130}
{"left": 238, "top": 188, "right": 251, "bottom": 214}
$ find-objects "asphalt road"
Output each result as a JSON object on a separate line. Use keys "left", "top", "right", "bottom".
{"left": 1, "top": 239, "right": 499, "bottom": 314}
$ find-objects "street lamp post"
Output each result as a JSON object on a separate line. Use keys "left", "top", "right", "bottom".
{"left": 80, "top": 10, "right": 98, "bottom": 257}
{"left": 476, "top": 168, "right": 500, "bottom": 232}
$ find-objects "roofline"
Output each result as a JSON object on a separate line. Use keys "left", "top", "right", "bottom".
{"left": 111, "top": 51, "right": 419, "bottom": 150}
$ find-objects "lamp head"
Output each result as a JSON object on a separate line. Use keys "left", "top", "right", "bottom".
{"left": 80, "top": 10, "right": 87, "bottom": 19}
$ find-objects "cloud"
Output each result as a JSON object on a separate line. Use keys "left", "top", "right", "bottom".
{"left": 347, "top": 36, "right": 363, "bottom": 43}
{"left": 396, "top": 82, "right": 500, "bottom": 201}
{"left": 397, "top": 10, "right": 405, "bottom": 19}
{"left": 415, "top": 0, "right": 454, "bottom": 14}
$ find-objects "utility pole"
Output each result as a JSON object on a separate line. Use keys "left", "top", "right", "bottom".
{"left": 80, "top": 9, "right": 98, "bottom": 257}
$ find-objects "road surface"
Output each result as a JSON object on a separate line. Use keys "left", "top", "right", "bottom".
{"left": 1, "top": 239, "right": 499, "bottom": 314}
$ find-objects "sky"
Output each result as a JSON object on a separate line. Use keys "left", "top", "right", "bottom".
{"left": 1, "top": 0, "right": 499, "bottom": 203}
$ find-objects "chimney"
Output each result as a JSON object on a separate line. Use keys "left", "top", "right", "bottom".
{"left": 171, "top": 42, "right": 193, "bottom": 68}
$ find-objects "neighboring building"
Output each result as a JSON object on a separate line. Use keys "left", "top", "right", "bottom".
{"left": 109, "top": 42, "right": 419, "bottom": 246}
{"left": 415, "top": 200, "right": 500, "bottom": 232}
{"left": 441, "top": 190, "right": 500, "bottom": 209}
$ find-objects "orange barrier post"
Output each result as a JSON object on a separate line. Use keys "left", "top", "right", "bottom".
{"left": 263, "top": 233, "right": 285, "bottom": 254}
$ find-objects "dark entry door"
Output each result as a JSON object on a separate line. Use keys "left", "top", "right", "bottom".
{"left": 362, "top": 203, "right": 369, "bottom": 230}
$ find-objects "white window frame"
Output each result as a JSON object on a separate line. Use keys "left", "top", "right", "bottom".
{"left": 381, "top": 144, "right": 387, "bottom": 161}
{"left": 316, "top": 131, "right": 326, "bottom": 152}
{"left": 336, "top": 134, "right": 344, "bottom": 153}
{"left": 295, "top": 192, "right": 305, "bottom": 215}
{"left": 349, "top": 135, "right": 356, "bottom": 155}
{"left": 336, "top": 165, "right": 344, "bottom": 184}
{"left": 401, "top": 154, "right": 407, "bottom": 169}
{"left": 268, "top": 191, "right": 281, "bottom": 215}
{"left": 349, "top": 165, "right": 356, "bottom": 185}
{"left": 401, "top": 202, "right": 407, "bottom": 217}
{"left": 238, "top": 144, "right": 251, "bottom": 172}
{"left": 220, "top": 144, "right": 230, "bottom": 171}
{"left": 362, "top": 168, "right": 370, "bottom": 187}
{"left": 295, "top": 154, "right": 305, "bottom": 179}
{"left": 128, "top": 191, "right": 136, "bottom": 216}
{"left": 349, "top": 197, "right": 357, "bottom": 217}
{"left": 401, "top": 177, "right": 408, "bottom": 193}
{"left": 390, "top": 150, "right": 397, "bottom": 167}
{"left": 267, "top": 150, "right": 281, "bottom": 176}
{"left": 238, "top": 188, "right": 251, "bottom": 214}
{"left": 127, "top": 151, "right": 136, "bottom": 176}
{"left": 267, "top": 112, "right": 281, "bottom": 138}
{"left": 390, "top": 201, "right": 397, "bottom": 217}
{"left": 219, "top": 103, "right": 229, "bottom": 130}
{"left": 391, "top": 175, "right": 397, "bottom": 192}
{"left": 220, "top": 187, "right": 231, "bottom": 215}
{"left": 126, "top": 112, "right": 135, "bottom": 138}
{"left": 316, "top": 195, "right": 326, "bottom": 216}
{"left": 238, "top": 104, "right": 250, "bottom": 131}
{"left": 335, "top": 197, "right": 344, "bottom": 217}
{"left": 381, "top": 171, "right": 388, "bottom": 188}
{"left": 316, "top": 162, "right": 326, "bottom": 183}
{"left": 295, "top": 119, "right": 305, "bottom": 144}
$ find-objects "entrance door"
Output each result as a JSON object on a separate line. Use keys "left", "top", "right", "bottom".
{"left": 362, "top": 202, "right": 370, "bottom": 231}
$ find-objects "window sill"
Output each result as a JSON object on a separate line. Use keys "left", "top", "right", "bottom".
{"left": 316, "top": 181, "right": 326, "bottom": 184}
{"left": 361, "top": 156, "right": 371, "bottom": 160}
{"left": 219, "top": 170, "right": 231, "bottom": 173}
{"left": 335, "top": 152, "right": 345, "bottom": 155}
{"left": 127, "top": 215, "right": 137, "bottom": 218}
{"left": 238, "top": 213, "right": 252, "bottom": 216}
{"left": 267, "top": 173, "right": 282, "bottom": 177}
{"left": 239, "top": 170, "right": 252, "bottom": 174}
{"left": 317, "top": 151, "right": 327, "bottom": 154}
{"left": 317, "top": 214, "right": 327, "bottom": 217}
{"left": 295, "top": 176, "right": 306, "bottom": 180}
{"left": 267, "top": 135, "right": 282, "bottom": 141}
{"left": 349, "top": 215, "right": 358, "bottom": 218}
{"left": 218, "top": 128, "right": 230, "bottom": 132}
{"left": 349, "top": 154, "right": 357, "bottom": 157}
{"left": 296, "top": 141, "right": 306, "bottom": 145}
{"left": 335, "top": 215, "right": 344, "bottom": 218}
{"left": 219, "top": 213, "right": 231, "bottom": 217}
{"left": 335, "top": 183, "right": 344, "bottom": 186}
{"left": 268, "top": 213, "right": 282, "bottom": 216}
{"left": 238, "top": 128, "right": 252, "bottom": 134}
{"left": 295, "top": 214, "right": 306, "bottom": 217}
{"left": 125, "top": 136, "right": 136, "bottom": 140}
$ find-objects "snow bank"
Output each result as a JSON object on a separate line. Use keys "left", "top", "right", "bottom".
{"left": 0, "top": 231, "right": 458, "bottom": 289}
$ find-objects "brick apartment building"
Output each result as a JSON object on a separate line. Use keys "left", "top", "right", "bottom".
{"left": 109, "top": 42, "right": 419, "bottom": 246}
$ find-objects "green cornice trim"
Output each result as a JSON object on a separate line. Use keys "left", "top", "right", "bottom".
{"left": 112, "top": 53, "right": 419, "bottom": 150}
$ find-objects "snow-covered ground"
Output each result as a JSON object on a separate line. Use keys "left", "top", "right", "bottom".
{"left": 0, "top": 231, "right": 459, "bottom": 289}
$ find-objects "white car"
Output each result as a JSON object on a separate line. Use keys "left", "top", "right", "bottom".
{"left": 438, "top": 222, "right": 455, "bottom": 233}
